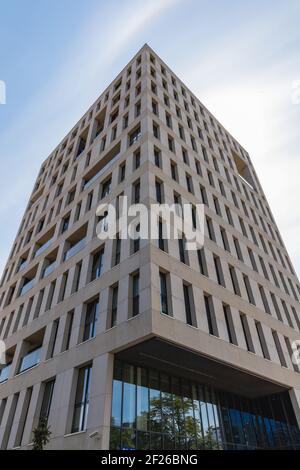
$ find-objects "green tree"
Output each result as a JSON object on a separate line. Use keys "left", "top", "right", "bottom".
{"left": 32, "top": 418, "right": 51, "bottom": 450}
{"left": 148, "top": 393, "right": 220, "bottom": 449}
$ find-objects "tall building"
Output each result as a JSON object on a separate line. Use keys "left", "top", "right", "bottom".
{"left": 0, "top": 44, "right": 300, "bottom": 450}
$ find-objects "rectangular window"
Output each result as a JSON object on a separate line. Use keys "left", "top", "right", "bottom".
{"left": 225, "top": 206, "right": 233, "bottom": 226}
{"left": 110, "top": 285, "right": 119, "bottom": 328}
{"left": 271, "top": 293, "right": 283, "bottom": 322}
{"left": 91, "top": 247, "right": 104, "bottom": 281}
{"left": 58, "top": 271, "right": 69, "bottom": 303}
{"left": 240, "top": 313, "right": 255, "bottom": 353}
{"left": 285, "top": 337, "right": 300, "bottom": 372}
{"left": 178, "top": 236, "right": 189, "bottom": 265}
{"left": 129, "top": 126, "right": 141, "bottom": 146}
{"left": 152, "top": 99, "right": 158, "bottom": 115}
{"left": 72, "top": 365, "right": 92, "bottom": 433}
{"left": 223, "top": 304, "right": 237, "bottom": 345}
{"left": 214, "top": 255, "right": 225, "bottom": 287}
{"left": 204, "top": 294, "right": 218, "bottom": 336}
{"left": 183, "top": 283, "right": 196, "bottom": 326}
{"left": 248, "top": 248, "right": 258, "bottom": 272}
{"left": 197, "top": 248, "right": 208, "bottom": 276}
{"left": 200, "top": 185, "right": 208, "bottom": 206}
{"left": 39, "top": 379, "right": 55, "bottom": 422}
{"left": 272, "top": 330, "right": 287, "bottom": 367}
{"left": 131, "top": 221, "right": 140, "bottom": 254}
{"left": 83, "top": 298, "right": 100, "bottom": 341}
{"left": 155, "top": 180, "right": 163, "bottom": 203}
{"left": 168, "top": 136, "right": 175, "bottom": 153}
{"left": 255, "top": 321, "right": 270, "bottom": 360}
{"left": 186, "top": 174, "right": 193, "bottom": 193}
{"left": 23, "top": 297, "right": 33, "bottom": 327}
{"left": 123, "top": 113, "right": 129, "bottom": 130}
{"left": 131, "top": 272, "right": 140, "bottom": 317}
{"left": 229, "top": 266, "right": 241, "bottom": 296}
{"left": 133, "top": 149, "right": 140, "bottom": 170}
{"left": 182, "top": 147, "right": 189, "bottom": 164}
{"left": 154, "top": 147, "right": 161, "bottom": 168}
{"left": 259, "top": 285, "right": 271, "bottom": 314}
{"left": 48, "top": 319, "right": 59, "bottom": 359}
{"left": 243, "top": 275, "right": 255, "bottom": 305}
{"left": 153, "top": 122, "right": 160, "bottom": 139}
{"left": 63, "top": 310, "right": 74, "bottom": 352}
{"left": 113, "top": 235, "right": 121, "bottom": 266}
{"left": 233, "top": 237, "right": 243, "bottom": 261}
{"left": 72, "top": 261, "right": 82, "bottom": 294}
{"left": 61, "top": 215, "right": 70, "bottom": 234}
{"left": 166, "top": 112, "right": 172, "bottom": 129}
{"left": 119, "top": 163, "right": 126, "bottom": 182}
{"left": 133, "top": 180, "right": 140, "bottom": 204}
{"left": 158, "top": 219, "right": 166, "bottom": 252}
{"left": 160, "top": 272, "right": 170, "bottom": 315}
{"left": 259, "top": 256, "right": 269, "bottom": 280}
{"left": 170, "top": 161, "right": 178, "bottom": 181}
{"left": 206, "top": 217, "right": 216, "bottom": 242}
{"left": 74, "top": 202, "right": 82, "bottom": 222}
{"left": 101, "top": 177, "right": 112, "bottom": 199}
{"left": 34, "top": 289, "right": 45, "bottom": 318}
{"left": 220, "top": 227, "right": 230, "bottom": 252}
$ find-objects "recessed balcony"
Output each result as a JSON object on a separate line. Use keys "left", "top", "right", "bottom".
{"left": 41, "top": 248, "right": 58, "bottom": 279}
{"left": 34, "top": 228, "right": 56, "bottom": 258}
{"left": 63, "top": 224, "right": 88, "bottom": 262}
{"left": 19, "top": 265, "right": 38, "bottom": 297}
{"left": 82, "top": 141, "right": 120, "bottom": 191}
{"left": 17, "top": 329, "right": 45, "bottom": 375}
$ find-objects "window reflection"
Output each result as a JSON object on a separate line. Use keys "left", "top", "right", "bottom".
{"left": 110, "top": 360, "right": 300, "bottom": 450}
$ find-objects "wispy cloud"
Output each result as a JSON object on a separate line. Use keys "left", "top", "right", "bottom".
{"left": 180, "top": 2, "right": 300, "bottom": 276}
{"left": 0, "top": 0, "right": 180, "bottom": 274}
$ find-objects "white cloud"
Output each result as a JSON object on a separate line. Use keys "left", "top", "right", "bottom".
{"left": 176, "top": 4, "right": 300, "bottom": 277}
{"left": 0, "top": 0, "right": 180, "bottom": 276}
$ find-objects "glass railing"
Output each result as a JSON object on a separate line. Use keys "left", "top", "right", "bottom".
{"left": 83, "top": 153, "right": 120, "bottom": 191}
{"left": 0, "top": 363, "right": 11, "bottom": 384}
{"left": 17, "top": 260, "right": 28, "bottom": 273}
{"left": 18, "top": 346, "right": 42, "bottom": 374}
{"left": 64, "top": 238, "right": 86, "bottom": 261}
{"left": 20, "top": 278, "right": 35, "bottom": 296}
{"left": 42, "top": 261, "right": 57, "bottom": 278}
{"left": 95, "top": 125, "right": 104, "bottom": 138}
{"left": 35, "top": 237, "right": 54, "bottom": 258}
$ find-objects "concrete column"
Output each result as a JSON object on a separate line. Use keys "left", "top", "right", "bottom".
{"left": 49, "top": 368, "right": 76, "bottom": 438}
{"left": 7, "top": 387, "right": 28, "bottom": 449}
{"left": 20, "top": 382, "right": 42, "bottom": 447}
{"left": 86, "top": 353, "right": 114, "bottom": 450}
{"left": 53, "top": 312, "right": 69, "bottom": 355}
{"left": 117, "top": 276, "right": 129, "bottom": 324}
{"left": 289, "top": 388, "right": 300, "bottom": 428}
{"left": 0, "top": 393, "right": 18, "bottom": 449}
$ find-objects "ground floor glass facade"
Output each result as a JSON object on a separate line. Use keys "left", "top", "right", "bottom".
{"left": 110, "top": 360, "right": 300, "bottom": 450}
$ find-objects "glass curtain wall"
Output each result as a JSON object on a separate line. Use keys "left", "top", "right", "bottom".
{"left": 110, "top": 360, "right": 300, "bottom": 450}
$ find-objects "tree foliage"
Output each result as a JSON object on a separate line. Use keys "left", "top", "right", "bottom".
{"left": 32, "top": 418, "right": 51, "bottom": 450}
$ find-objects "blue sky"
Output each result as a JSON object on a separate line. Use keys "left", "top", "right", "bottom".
{"left": 0, "top": 0, "right": 300, "bottom": 277}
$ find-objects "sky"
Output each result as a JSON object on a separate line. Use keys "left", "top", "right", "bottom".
{"left": 0, "top": 0, "right": 299, "bottom": 278}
